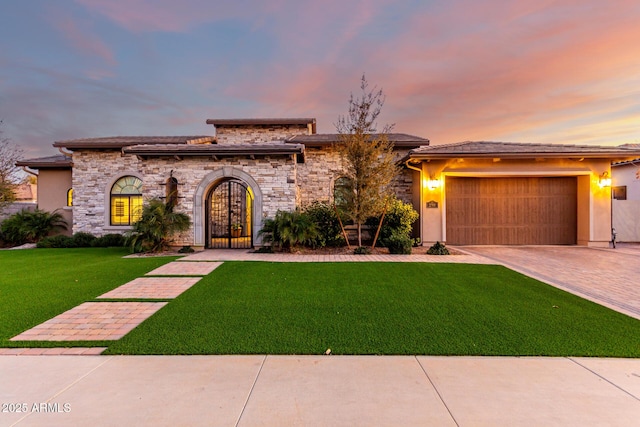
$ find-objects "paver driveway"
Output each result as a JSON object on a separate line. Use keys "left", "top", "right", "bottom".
{"left": 461, "top": 245, "right": 640, "bottom": 320}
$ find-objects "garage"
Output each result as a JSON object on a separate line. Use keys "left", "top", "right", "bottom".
{"left": 445, "top": 177, "right": 577, "bottom": 245}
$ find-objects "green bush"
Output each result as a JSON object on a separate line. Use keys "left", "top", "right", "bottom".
{"left": 427, "top": 241, "right": 450, "bottom": 255}
{"left": 303, "top": 201, "right": 345, "bottom": 248}
{"left": 71, "top": 232, "right": 96, "bottom": 247}
{"left": 127, "top": 199, "right": 191, "bottom": 253}
{"left": 367, "top": 198, "right": 418, "bottom": 245}
{"left": 178, "top": 245, "right": 195, "bottom": 253}
{"left": 383, "top": 230, "right": 413, "bottom": 254}
{"left": 259, "top": 210, "right": 318, "bottom": 252}
{"left": 36, "top": 235, "right": 76, "bottom": 248}
{"left": 353, "top": 246, "right": 371, "bottom": 255}
{"left": 0, "top": 209, "right": 67, "bottom": 245}
{"left": 92, "top": 233, "right": 126, "bottom": 248}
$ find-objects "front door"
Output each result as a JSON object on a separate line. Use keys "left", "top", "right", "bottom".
{"left": 206, "top": 179, "right": 253, "bottom": 249}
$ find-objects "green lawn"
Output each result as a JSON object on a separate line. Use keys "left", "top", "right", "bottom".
{"left": 105, "top": 262, "right": 640, "bottom": 357}
{"left": 0, "top": 248, "right": 177, "bottom": 347}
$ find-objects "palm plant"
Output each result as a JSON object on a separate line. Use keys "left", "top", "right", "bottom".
{"left": 127, "top": 198, "right": 191, "bottom": 253}
{"left": 0, "top": 209, "right": 67, "bottom": 245}
{"left": 259, "top": 210, "right": 318, "bottom": 251}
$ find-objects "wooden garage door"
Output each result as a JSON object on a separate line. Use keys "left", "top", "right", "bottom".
{"left": 446, "top": 177, "right": 577, "bottom": 245}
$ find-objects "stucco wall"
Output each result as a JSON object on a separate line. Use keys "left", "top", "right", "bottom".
{"left": 612, "top": 163, "right": 640, "bottom": 200}
{"left": 38, "top": 168, "right": 73, "bottom": 236}
{"left": 417, "top": 157, "right": 612, "bottom": 247}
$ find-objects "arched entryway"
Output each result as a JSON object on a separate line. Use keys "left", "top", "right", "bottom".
{"left": 206, "top": 178, "right": 254, "bottom": 249}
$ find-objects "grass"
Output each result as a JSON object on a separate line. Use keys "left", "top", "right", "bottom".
{"left": 104, "top": 262, "right": 640, "bottom": 357}
{"left": 0, "top": 248, "right": 177, "bottom": 347}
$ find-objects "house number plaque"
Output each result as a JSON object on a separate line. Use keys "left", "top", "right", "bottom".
{"left": 426, "top": 200, "right": 438, "bottom": 208}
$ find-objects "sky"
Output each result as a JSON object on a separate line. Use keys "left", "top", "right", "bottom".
{"left": 1, "top": 0, "right": 640, "bottom": 159}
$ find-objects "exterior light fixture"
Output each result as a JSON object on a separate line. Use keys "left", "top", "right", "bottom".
{"left": 599, "top": 171, "right": 612, "bottom": 188}
{"left": 427, "top": 176, "right": 441, "bottom": 190}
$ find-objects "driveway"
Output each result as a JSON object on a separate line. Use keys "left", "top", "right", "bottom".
{"left": 460, "top": 244, "right": 640, "bottom": 320}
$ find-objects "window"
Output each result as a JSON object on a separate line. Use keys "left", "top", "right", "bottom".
{"left": 67, "top": 188, "right": 73, "bottom": 207}
{"left": 110, "top": 176, "right": 143, "bottom": 225}
{"left": 333, "top": 176, "right": 354, "bottom": 208}
{"left": 612, "top": 186, "right": 627, "bottom": 200}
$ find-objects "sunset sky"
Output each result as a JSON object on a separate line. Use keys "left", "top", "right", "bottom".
{"left": 2, "top": 0, "right": 640, "bottom": 158}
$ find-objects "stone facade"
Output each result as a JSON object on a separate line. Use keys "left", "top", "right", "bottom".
{"left": 297, "top": 146, "right": 415, "bottom": 207}
{"left": 72, "top": 149, "right": 297, "bottom": 247}
{"left": 67, "top": 122, "right": 418, "bottom": 249}
{"left": 216, "top": 124, "right": 309, "bottom": 144}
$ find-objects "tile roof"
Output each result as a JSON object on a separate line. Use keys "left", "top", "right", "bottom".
{"left": 15, "top": 155, "right": 73, "bottom": 168}
{"left": 14, "top": 183, "right": 36, "bottom": 201}
{"left": 123, "top": 143, "right": 304, "bottom": 157}
{"left": 409, "top": 141, "right": 640, "bottom": 160}
{"left": 288, "top": 133, "right": 430, "bottom": 148}
{"left": 53, "top": 136, "right": 214, "bottom": 149}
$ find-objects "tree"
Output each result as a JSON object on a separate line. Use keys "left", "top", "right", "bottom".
{"left": 334, "top": 75, "right": 400, "bottom": 247}
{"left": 0, "top": 121, "right": 23, "bottom": 213}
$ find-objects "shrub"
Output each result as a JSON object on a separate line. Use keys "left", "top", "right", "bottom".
{"left": 178, "top": 245, "right": 195, "bottom": 253}
{"left": 92, "top": 233, "right": 126, "bottom": 248}
{"left": 0, "top": 209, "right": 67, "bottom": 245}
{"left": 254, "top": 246, "right": 274, "bottom": 253}
{"left": 71, "top": 232, "right": 97, "bottom": 247}
{"left": 367, "top": 198, "right": 418, "bottom": 245}
{"left": 383, "top": 230, "right": 413, "bottom": 254}
{"left": 37, "top": 235, "right": 76, "bottom": 248}
{"left": 127, "top": 199, "right": 191, "bottom": 253}
{"left": 427, "top": 241, "right": 450, "bottom": 255}
{"left": 259, "top": 210, "right": 318, "bottom": 252}
{"left": 303, "top": 201, "right": 345, "bottom": 248}
{"left": 353, "top": 246, "right": 371, "bottom": 255}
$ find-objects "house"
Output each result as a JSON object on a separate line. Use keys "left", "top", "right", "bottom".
{"left": 16, "top": 117, "right": 640, "bottom": 248}
{"left": 407, "top": 141, "right": 640, "bottom": 247}
{"left": 0, "top": 182, "right": 37, "bottom": 221}
{"left": 611, "top": 146, "right": 640, "bottom": 242}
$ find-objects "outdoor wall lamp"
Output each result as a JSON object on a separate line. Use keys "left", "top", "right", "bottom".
{"left": 426, "top": 176, "right": 441, "bottom": 190}
{"left": 599, "top": 171, "right": 612, "bottom": 188}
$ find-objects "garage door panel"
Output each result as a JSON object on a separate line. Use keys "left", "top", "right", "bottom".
{"left": 446, "top": 177, "right": 577, "bottom": 245}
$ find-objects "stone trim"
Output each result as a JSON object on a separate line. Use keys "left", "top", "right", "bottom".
{"left": 193, "top": 168, "right": 264, "bottom": 248}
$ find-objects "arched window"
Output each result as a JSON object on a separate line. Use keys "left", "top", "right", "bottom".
{"left": 67, "top": 188, "right": 73, "bottom": 207}
{"left": 110, "top": 176, "right": 143, "bottom": 225}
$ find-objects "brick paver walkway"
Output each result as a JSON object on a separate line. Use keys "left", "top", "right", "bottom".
{"left": 145, "top": 261, "right": 223, "bottom": 275}
{"left": 181, "top": 249, "right": 496, "bottom": 264}
{"left": 462, "top": 245, "right": 640, "bottom": 320}
{"left": 10, "top": 302, "right": 167, "bottom": 341}
{"left": 98, "top": 277, "right": 202, "bottom": 299}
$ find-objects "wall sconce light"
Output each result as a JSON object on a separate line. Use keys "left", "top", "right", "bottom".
{"left": 599, "top": 171, "right": 612, "bottom": 188}
{"left": 427, "top": 176, "right": 441, "bottom": 190}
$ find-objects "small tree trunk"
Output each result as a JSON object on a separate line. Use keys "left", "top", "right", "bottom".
{"left": 357, "top": 222, "right": 362, "bottom": 247}
{"left": 371, "top": 202, "right": 389, "bottom": 249}
{"left": 333, "top": 203, "right": 351, "bottom": 249}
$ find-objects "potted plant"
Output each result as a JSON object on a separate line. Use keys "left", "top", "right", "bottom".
{"left": 231, "top": 223, "right": 243, "bottom": 238}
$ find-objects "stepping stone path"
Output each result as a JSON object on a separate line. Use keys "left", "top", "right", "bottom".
{"left": 7, "top": 260, "right": 222, "bottom": 352}
{"left": 98, "top": 277, "right": 202, "bottom": 299}
{"left": 10, "top": 302, "right": 167, "bottom": 341}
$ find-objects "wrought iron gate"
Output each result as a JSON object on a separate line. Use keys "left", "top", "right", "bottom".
{"left": 207, "top": 179, "right": 253, "bottom": 249}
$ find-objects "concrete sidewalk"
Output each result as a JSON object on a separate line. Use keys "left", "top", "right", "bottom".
{"left": 1, "top": 355, "right": 639, "bottom": 426}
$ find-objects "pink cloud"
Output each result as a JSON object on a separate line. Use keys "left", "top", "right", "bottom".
{"left": 74, "top": 0, "right": 243, "bottom": 32}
